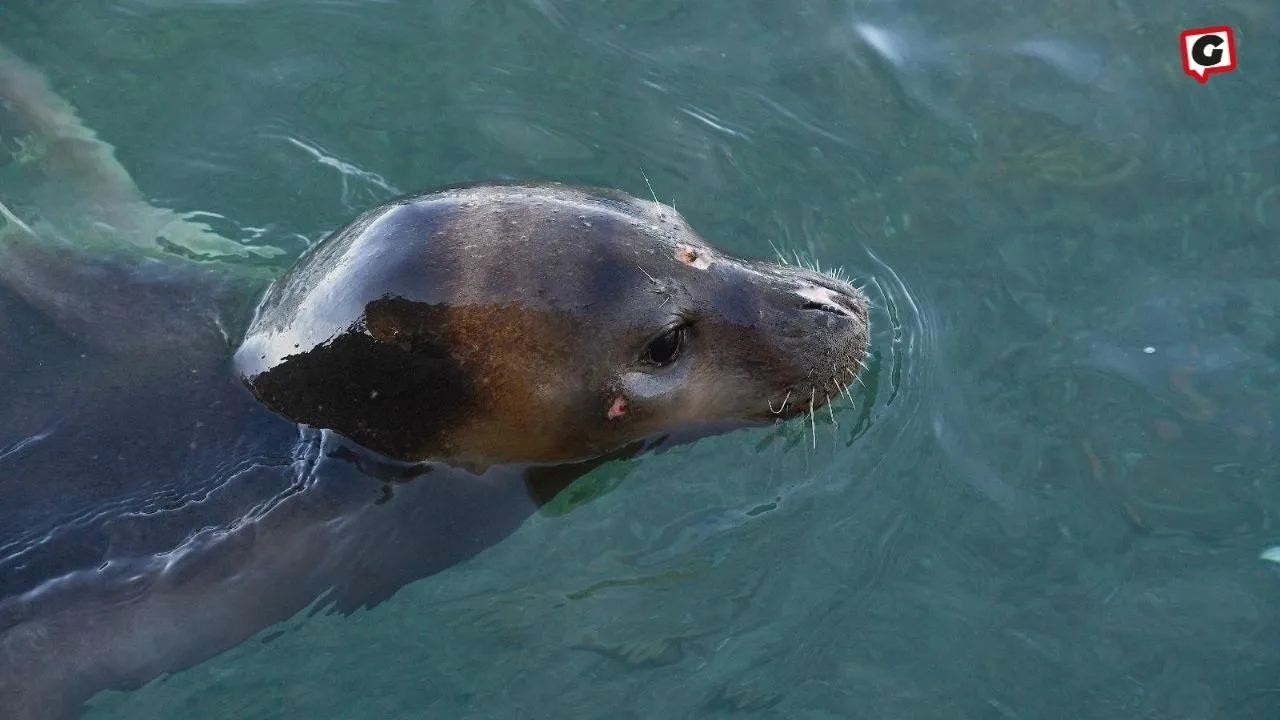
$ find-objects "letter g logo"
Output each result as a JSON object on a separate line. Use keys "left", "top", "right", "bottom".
{"left": 1180, "top": 26, "right": 1237, "bottom": 84}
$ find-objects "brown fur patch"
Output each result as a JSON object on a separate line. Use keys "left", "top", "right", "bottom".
{"left": 434, "top": 302, "right": 591, "bottom": 463}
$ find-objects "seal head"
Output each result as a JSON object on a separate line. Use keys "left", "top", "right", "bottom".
{"left": 234, "top": 183, "right": 869, "bottom": 466}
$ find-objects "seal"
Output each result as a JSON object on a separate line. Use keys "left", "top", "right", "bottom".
{"left": 0, "top": 46, "right": 869, "bottom": 720}
{"left": 235, "top": 182, "right": 870, "bottom": 467}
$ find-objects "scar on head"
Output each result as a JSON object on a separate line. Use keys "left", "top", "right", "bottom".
{"left": 676, "top": 244, "right": 712, "bottom": 270}
{"left": 607, "top": 395, "right": 628, "bottom": 420}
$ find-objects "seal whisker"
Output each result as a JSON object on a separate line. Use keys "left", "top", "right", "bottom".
{"left": 826, "top": 394, "right": 838, "bottom": 428}
{"left": 846, "top": 366, "right": 868, "bottom": 390}
{"left": 767, "top": 238, "right": 790, "bottom": 265}
{"left": 768, "top": 417, "right": 787, "bottom": 479}
{"left": 809, "top": 389, "right": 817, "bottom": 450}
{"left": 639, "top": 166, "right": 660, "bottom": 204}
{"left": 769, "top": 389, "right": 792, "bottom": 415}
{"left": 634, "top": 262, "right": 659, "bottom": 285}
{"left": 841, "top": 381, "right": 857, "bottom": 406}
{"left": 834, "top": 361, "right": 855, "bottom": 399}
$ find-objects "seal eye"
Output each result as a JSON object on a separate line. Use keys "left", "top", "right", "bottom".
{"left": 642, "top": 325, "right": 687, "bottom": 367}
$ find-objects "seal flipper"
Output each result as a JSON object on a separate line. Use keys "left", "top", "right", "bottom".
{"left": 0, "top": 44, "right": 277, "bottom": 357}
{"left": 0, "top": 43, "right": 282, "bottom": 261}
{"left": 0, "top": 206, "right": 269, "bottom": 359}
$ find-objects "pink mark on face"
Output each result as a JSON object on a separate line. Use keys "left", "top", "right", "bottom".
{"left": 607, "top": 396, "right": 628, "bottom": 420}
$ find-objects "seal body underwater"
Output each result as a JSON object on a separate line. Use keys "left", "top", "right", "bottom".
{"left": 0, "top": 46, "right": 869, "bottom": 719}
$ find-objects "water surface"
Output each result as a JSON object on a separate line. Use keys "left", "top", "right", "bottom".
{"left": 2, "top": 0, "right": 1278, "bottom": 717}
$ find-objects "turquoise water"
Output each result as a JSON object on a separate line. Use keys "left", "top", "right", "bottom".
{"left": 3, "top": 0, "right": 1279, "bottom": 717}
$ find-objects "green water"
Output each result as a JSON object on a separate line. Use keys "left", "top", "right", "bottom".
{"left": 3, "top": 0, "right": 1279, "bottom": 717}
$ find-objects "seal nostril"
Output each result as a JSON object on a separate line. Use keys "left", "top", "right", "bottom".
{"left": 796, "top": 284, "right": 863, "bottom": 319}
